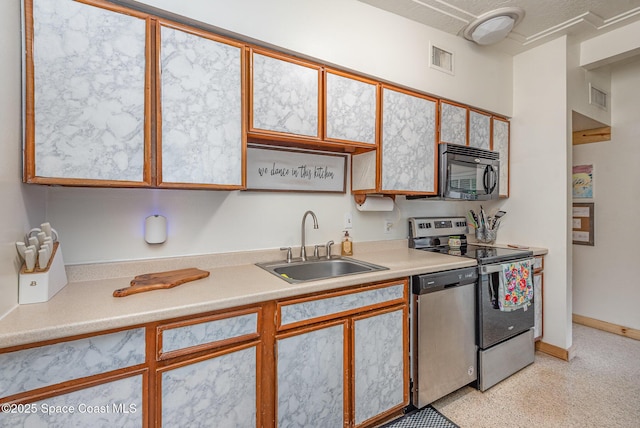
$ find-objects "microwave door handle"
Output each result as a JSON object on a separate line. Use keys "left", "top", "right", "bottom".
{"left": 483, "top": 166, "right": 490, "bottom": 192}
{"left": 489, "top": 166, "right": 498, "bottom": 193}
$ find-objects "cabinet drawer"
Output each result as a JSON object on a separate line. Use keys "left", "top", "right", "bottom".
{"left": 278, "top": 280, "right": 407, "bottom": 330}
{"left": 0, "top": 328, "right": 145, "bottom": 398}
{"left": 157, "top": 308, "right": 260, "bottom": 359}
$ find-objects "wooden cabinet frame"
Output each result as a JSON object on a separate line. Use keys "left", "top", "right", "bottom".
{"left": 23, "top": 0, "right": 153, "bottom": 187}
{"left": 248, "top": 48, "right": 324, "bottom": 144}
{"left": 439, "top": 100, "right": 469, "bottom": 146}
{"left": 154, "top": 19, "right": 247, "bottom": 190}
{"left": 491, "top": 115, "right": 510, "bottom": 198}
{"left": 323, "top": 68, "right": 380, "bottom": 150}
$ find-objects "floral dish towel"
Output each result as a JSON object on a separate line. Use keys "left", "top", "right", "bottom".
{"left": 498, "top": 259, "right": 533, "bottom": 312}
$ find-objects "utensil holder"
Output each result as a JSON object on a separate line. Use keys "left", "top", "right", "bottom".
{"left": 19, "top": 242, "right": 68, "bottom": 304}
{"left": 475, "top": 227, "right": 497, "bottom": 244}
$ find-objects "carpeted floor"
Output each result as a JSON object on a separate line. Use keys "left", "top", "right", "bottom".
{"left": 431, "top": 323, "right": 640, "bottom": 427}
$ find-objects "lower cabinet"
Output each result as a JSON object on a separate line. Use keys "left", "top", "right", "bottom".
{"left": 159, "top": 343, "right": 259, "bottom": 427}
{"left": 0, "top": 373, "right": 145, "bottom": 427}
{"left": 533, "top": 256, "right": 545, "bottom": 340}
{"left": 353, "top": 307, "right": 406, "bottom": 426}
{"left": 275, "top": 279, "right": 409, "bottom": 428}
{"left": 0, "top": 279, "right": 409, "bottom": 428}
{"left": 277, "top": 322, "right": 347, "bottom": 427}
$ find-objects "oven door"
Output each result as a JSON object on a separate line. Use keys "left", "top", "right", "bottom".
{"left": 477, "top": 260, "right": 534, "bottom": 349}
{"left": 441, "top": 154, "right": 499, "bottom": 200}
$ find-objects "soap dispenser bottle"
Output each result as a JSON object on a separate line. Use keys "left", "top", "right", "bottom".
{"left": 341, "top": 231, "right": 353, "bottom": 256}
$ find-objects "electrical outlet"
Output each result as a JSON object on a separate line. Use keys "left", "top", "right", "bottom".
{"left": 344, "top": 212, "right": 353, "bottom": 229}
{"left": 384, "top": 219, "right": 393, "bottom": 234}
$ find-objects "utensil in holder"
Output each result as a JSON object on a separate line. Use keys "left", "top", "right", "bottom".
{"left": 19, "top": 242, "right": 68, "bottom": 304}
{"left": 475, "top": 227, "right": 497, "bottom": 244}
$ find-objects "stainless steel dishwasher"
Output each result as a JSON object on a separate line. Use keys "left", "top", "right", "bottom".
{"left": 412, "top": 266, "right": 478, "bottom": 407}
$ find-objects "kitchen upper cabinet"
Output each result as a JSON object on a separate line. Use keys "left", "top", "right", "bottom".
{"left": 249, "top": 49, "right": 322, "bottom": 142}
{"left": 24, "top": 0, "right": 151, "bottom": 186}
{"left": 381, "top": 87, "right": 438, "bottom": 194}
{"left": 325, "top": 69, "right": 378, "bottom": 147}
{"left": 492, "top": 116, "right": 510, "bottom": 197}
{"left": 439, "top": 101, "right": 468, "bottom": 145}
{"left": 157, "top": 21, "right": 245, "bottom": 189}
{"left": 469, "top": 109, "right": 491, "bottom": 150}
{"left": 352, "top": 86, "right": 438, "bottom": 195}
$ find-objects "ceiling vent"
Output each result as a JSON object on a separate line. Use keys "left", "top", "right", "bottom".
{"left": 430, "top": 43, "right": 454, "bottom": 75}
{"left": 589, "top": 83, "right": 608, "bottom": 111}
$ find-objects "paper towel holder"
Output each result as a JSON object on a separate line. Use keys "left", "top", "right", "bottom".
{"left": 354, "top": 194, "right": 395, "bottom": 212}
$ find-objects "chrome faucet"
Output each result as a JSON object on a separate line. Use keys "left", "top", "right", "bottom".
{"left": 300, "top": 210, "right": 319, "bottom": 261}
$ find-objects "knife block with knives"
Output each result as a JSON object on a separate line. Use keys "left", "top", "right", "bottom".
{"left": 18, "top": 242, "right": 68, "bottom": 304}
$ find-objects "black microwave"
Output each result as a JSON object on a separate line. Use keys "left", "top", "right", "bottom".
{"left": 439, "top": 143, "right": 500, "bottom": 200}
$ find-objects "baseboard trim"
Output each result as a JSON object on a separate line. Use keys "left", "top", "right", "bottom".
{"left": 573, "top": 314, "right": 640, "bottom": 341}
{"left": 535, "top": 341, "right": 570, "bottom": 361}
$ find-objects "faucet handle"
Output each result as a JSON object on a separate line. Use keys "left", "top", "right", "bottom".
{"left": 313, "top": 245, "right": 320, "bottom": 258}
{"left": 325, "top": 240, "right": 335, "bottom": 259}
{"left": 280, "top": 247, "right": 293, "bottom": 263}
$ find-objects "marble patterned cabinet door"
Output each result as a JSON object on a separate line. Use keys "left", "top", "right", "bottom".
{"left": 353, "top": 308, "right": 407, "bottom": 426}
{"left": 325, "top": 70, "right": 377, "bottom": 145}
{"left": 251, "top": 50, "right": 321, "bottom": 138}
{"left": 381, "top": 87, "right": 437, "bottom": 193}
{"left": 0, "top": 375, "right": 144, "bottom": 427}
{"left": 492, "top": 117, "right": 510, "bottom": 197}
{"left": 161, "top": 345, "right": 258, "bottom": 428}
{"left": 277, "top": 323, "right": 345, "bottom": 428}
{"left": 469, "top": 110, "right": 491, "bottom": 150}
{"left": 159, "top": 23, "right": 244, "bottom": 188}
{"left": 28, "top": 0, "right": 149, "bottom": 184}
{"left": 440, "top": 101, "right": 468, "bottom": 146}
{"left": 534, "top": 272, "right": 543, "bottom": 340}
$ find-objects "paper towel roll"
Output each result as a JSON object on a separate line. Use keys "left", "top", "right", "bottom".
{"left": 356, "top": 195, "right": 394, "bottom": 212}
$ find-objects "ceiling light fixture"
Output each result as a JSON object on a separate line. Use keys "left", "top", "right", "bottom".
{"left": 462, "top": 7, "right": 525, "bottom": 46}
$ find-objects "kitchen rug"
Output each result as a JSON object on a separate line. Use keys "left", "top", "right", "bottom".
{"left": 380, "top": 406, "right": 459, "bottom": 428}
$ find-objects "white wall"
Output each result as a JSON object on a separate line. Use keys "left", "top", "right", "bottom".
{"left": 485, "top": 37, "right": 573, "bottom": 351}
{"left": 127, "top": 0, "right": 513, "bottom": 115}
{"left": 43, "top": 0, "right": 513, "bottom": 265}
{"left": 0, "top": 0, "right": 47, "bottom": 318}
{"left": 572, "top": 57, "right": 640, "bottom": 330}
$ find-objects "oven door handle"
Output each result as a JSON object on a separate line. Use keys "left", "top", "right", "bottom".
{"left": 480, "top": 258, "right": 535, "bottom": 274}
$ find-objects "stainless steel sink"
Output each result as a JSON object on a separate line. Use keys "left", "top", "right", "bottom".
{"left": 256, "top": 256, "right": 388, "bottom": 283}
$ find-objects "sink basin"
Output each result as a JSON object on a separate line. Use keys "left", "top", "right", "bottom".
{"left": 256, "top": 257, "right": 388, "bottom": 283}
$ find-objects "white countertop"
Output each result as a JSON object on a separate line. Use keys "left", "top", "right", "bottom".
{"left": 0, "top": 240, "right": 479, "bottom": 348}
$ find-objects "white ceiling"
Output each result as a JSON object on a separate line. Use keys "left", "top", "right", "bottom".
{"left": 358, "top": 0, "right": 640, "bottom": 54}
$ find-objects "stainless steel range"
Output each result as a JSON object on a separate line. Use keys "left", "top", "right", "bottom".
{"left": 409, "top": 216, "right": 535, "bottom": 406}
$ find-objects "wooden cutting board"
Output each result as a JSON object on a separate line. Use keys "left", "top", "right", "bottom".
{"left": 113, "top": 268, "right": 210, "bottom": 297}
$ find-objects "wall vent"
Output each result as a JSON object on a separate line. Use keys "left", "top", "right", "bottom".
{"left": 589, "top": 83, "right": 608, "bottom": 111}
{"left": 430, "top": 43, "right": 454, "bottom": 75}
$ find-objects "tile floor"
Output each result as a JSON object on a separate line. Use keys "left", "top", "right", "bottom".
{"left": 432, "top": 323, "right": 640, "bottom": 427}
